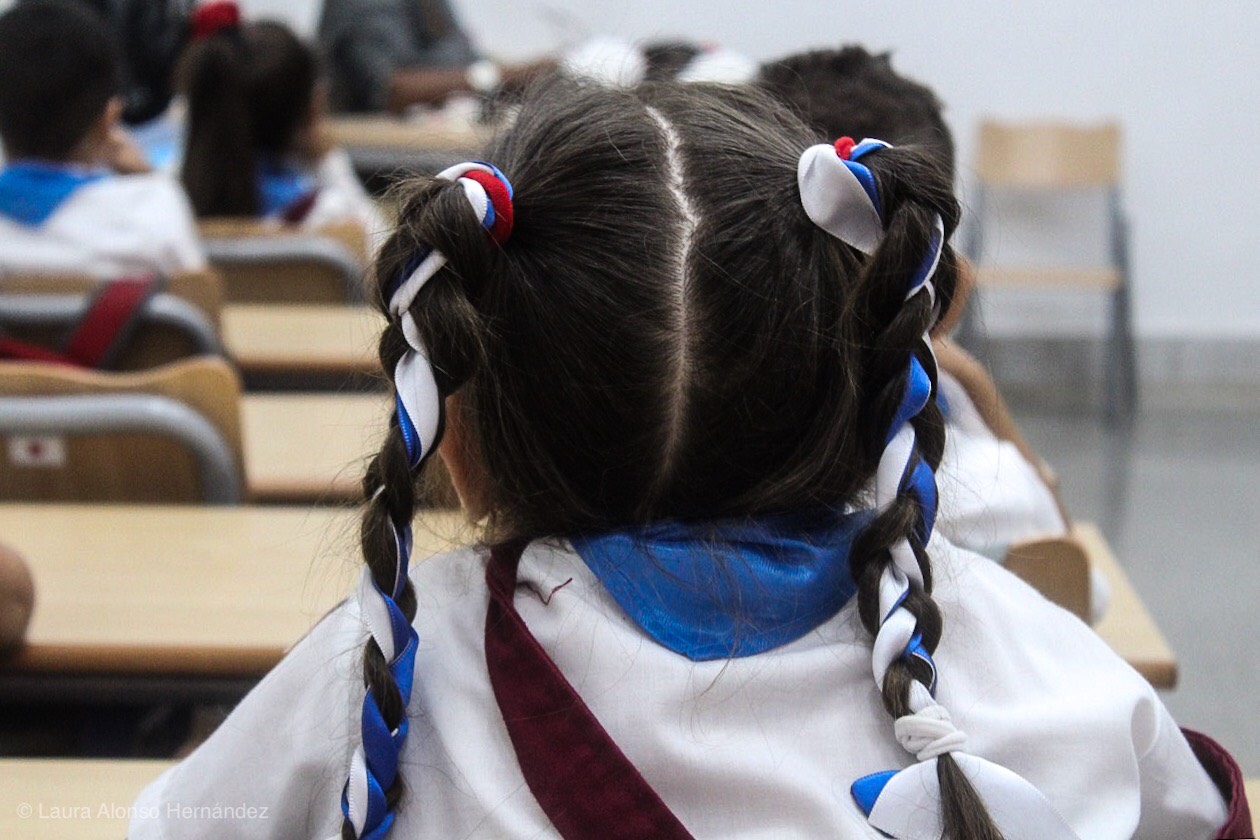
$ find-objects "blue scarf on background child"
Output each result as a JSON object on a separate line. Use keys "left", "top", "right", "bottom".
{"left": 571, "top": 511, "right": 870, "bottom": 661}
{"left": 0, "top": 161, "right": 107, "bottom": 227}
{"left": 257, "top": 159, "right": 318, "bottom": 218}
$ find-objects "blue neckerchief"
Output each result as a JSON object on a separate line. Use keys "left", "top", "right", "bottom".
{"left": 571, "top": 511, "right": 870, "bottom": 661}
{"left": 257, "top": 159, "right": 317, "bottom": 217}
{"left": 0, "top": 161, "right": 108, "bottom": 227}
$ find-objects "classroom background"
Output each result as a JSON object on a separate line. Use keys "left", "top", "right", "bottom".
{"left": 0, "top": 0, "right": 1257, "bottom": 833}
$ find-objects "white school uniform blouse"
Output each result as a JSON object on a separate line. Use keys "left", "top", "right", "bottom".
{"left": 0, "top": 173, "right": 205, "bottom": 277}
{"left": 130, "top": 536, "right": 1225, "bottom": 839}
{"left": 301, "top": 148, "right": 389, "bottom": 255}
{"left": 936, "top": 371, "right": 1067, "bottom": 557}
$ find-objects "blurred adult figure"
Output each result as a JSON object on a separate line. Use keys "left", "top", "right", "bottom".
{"left": 317, "top": 0, "right": 551, "bottom": 113}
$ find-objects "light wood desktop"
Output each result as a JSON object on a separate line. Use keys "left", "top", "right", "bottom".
{"left": 221, "top": 304, "right": 382, "bottom": 378}
{"left": 0, "top": 505, "right": 470, "bottom": 677}
{"left": 241, "top": 393, "right": 385, "bottom": 503}
{"left": 1079, "top": 522, "right": 1178, "bottom": 689}
{"left": 0, "top": 759, "right": 174, "bottom": 840}
{"left": 0, "top": 507, "right": 1176, "bottom": 691}
{"left": 326, "top": 115, "right": 488, "bottom": 155}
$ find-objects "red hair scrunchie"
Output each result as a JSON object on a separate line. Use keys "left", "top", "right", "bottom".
{"left": 190, "top": 0, "right": 241, "bottom": 42}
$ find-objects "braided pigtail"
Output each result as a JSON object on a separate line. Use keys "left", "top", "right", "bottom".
{"left": 799, "top": 139, "right": 1078, "bottom": 840}
{"left": 338, "top": 162, "right": 513, "bottom": 840}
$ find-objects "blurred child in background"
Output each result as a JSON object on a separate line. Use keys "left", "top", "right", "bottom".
{"left": 0, "top": 1, "right": 205, "bottom": 277}
{"left": 178, "top": 2, "right": 386, "bottom": 247}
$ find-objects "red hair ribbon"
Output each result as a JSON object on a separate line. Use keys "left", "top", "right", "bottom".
{"left": 834, "top": 136, "right": 857, "bottom": 160}
{"left": 190, "top": 1, "right": 241, "bottom": 42}
{"left": 461, "top": 169, "right": 514, "bottom": 246}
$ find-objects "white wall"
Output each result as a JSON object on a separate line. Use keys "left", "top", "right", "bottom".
{"left": 450, "top": 0, "right": 1260, "bottom": 340}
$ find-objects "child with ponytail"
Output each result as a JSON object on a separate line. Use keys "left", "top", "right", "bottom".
{"left": 177, "top": 2, "right": 384, "bottom": 244}
{"left": 131, "top": 79, "right": 1245, "bottom": 839}
{"left": 760, "top": 45, "right": 1074, "bottom": 566}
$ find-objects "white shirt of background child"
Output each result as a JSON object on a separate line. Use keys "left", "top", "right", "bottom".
{"left": 0, "top": 173, "right": 205, "bottom": 278}
{"left": 300, "top": 148, "right": 389, "bottom": 255}
{"left": 936, "top": 371, "right": 1067, "bottom": 558}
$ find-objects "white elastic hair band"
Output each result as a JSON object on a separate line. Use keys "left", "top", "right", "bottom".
{"left": 894, "top": 704, "right": 967, "bottom": 761}
{"left": 797, "top": 143, "right": 885, "bottom": 254}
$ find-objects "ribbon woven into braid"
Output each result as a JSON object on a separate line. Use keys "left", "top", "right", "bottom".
{"left": 341, "top": 161, "right": 514, "bottom": 840}
{"left": 798, "top": 139, "right": 1079, "bottom": 840}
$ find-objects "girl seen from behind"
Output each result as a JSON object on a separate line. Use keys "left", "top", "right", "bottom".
{"left": 130, "top": 79, "right": 1244, "bottom": 839}
{"left": 177, "top": 2, "right": 384, "bottom": 247}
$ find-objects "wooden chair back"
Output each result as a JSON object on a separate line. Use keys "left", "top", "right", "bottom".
{"left": 965, "top": 120, "right": 1137, "bottom": 422}
{"left": 0, "top": 273, "right": 223, "bottom": 371}
{"left": 0, "top": 357, "right": 244, "bottom": 503}
{"left": 0, "top": 270, "right": 223, "bottom": 326}
{"left": 1004, "top": 534, "right": 1091, "bottom": 622}
{"left": 975, "top": 120, "right": 1121, "bottom": 189}
{"left": 199, "top": 218, "right": 368, "bottom": 304}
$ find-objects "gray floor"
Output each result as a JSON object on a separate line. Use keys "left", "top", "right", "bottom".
{"left": 1010, "top": 383, "right": 1260, "bottom": 775}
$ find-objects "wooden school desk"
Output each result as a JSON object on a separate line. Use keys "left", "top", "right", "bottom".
{"left": 0, "top": 759, "right": 174, "bottom": 840}
{"left": 0, "top": 506, "right": 471, "bottom": 701}
{"left": 220, "top": 304, "right": 382, "bottom": 379}
{"left": 1077, "top": 523, "right": 1179, "bottom": 689}
{"left": 241, "top": 392, "right": 385, "bottom": 503}
{"left": 326, "top": 115, "right": 489, "bottom": 173}
{"left": 0, "top": 507, "right": 1177, "bottom": 694}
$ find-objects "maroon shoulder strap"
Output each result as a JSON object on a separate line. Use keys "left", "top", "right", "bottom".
{"left": 63, "top": 276, "right": 159, "bottom": 369}
{"left": 280, "top": 188, "right": 320, "bottom": 225}
{"left": 1181, "top": 728, "right": 1254, "bottom": 839}
{"left": 484, "top": 541, "right": 695, "bottom": 840}
{"left": 0, "top": 335, "right": 74, "bottom": 365}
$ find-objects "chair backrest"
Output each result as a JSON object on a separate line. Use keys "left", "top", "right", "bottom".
{"left": 1003, "top": 534, "right": 1091, "bottom": 621}
{"left": 0, "top": 357, "right": 244, "bottom": 503}
{"left": 199, "top": 218, "right": 367, "bottom": 304}
{"left": 0, "top": 270, "right": 223, "bottom": 327}
{"left": 975, "top": 120, "right": 1121, "bottom": 189}
{"left": 0, "top": 273, "right": 223, "bottom": 371}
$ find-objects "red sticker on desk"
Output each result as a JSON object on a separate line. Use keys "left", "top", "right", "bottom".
{"left": 8, "top": 435, "right": 66, "bottom": 468}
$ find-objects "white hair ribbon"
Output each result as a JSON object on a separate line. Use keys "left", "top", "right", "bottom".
{"left": 797, "top": 139, "right": 890, "bottom": 253}
{"left": 858, "top": 754, "right": 1079, "bottom": 840}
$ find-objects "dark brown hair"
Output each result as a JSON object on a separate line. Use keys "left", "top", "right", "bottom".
{"left": 758, "top": 45, "right": 956, "bottom": 181}
{"left": 0, "top": 1, "right": 122, "bottom": 160}
{"left": 351, "top": 77, "right": 1001, "bottom": 837}
{"left": 177, "top": 20, "right": 316, "bottom": 217}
